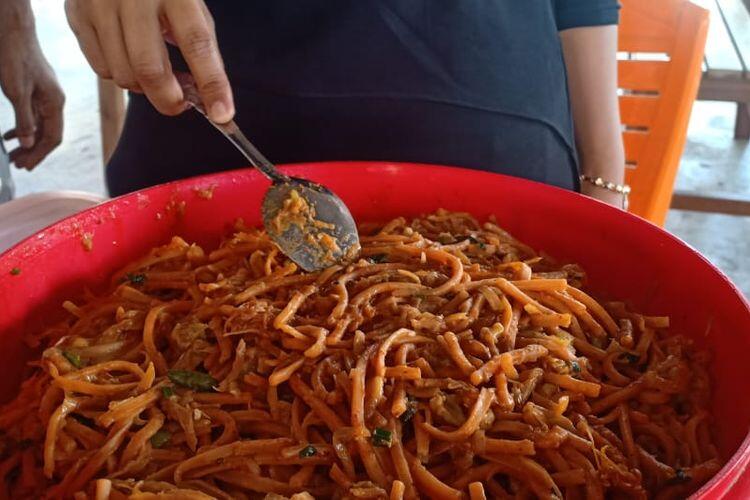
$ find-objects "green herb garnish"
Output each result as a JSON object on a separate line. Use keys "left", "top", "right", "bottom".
{"left": 369, "top": 253, "right": 388, "bottom": 264}
{"left": 621, "top": 353, "right": 640, "bottom": 364}
{"left": 400, "top": 397, "right": 418, "bottom": 423}
{"left": 62, "top": 350, "right": 84, "bottom": 369}
{"left": 372, "top": 428, "right": 393, "bottom": 448}
{"left": 125, "top": 273, "right": 147, "bottom": 285}
{"left": 667, "top": 468, "right": 691, "bottom": 485}
{"left": 167, "top": 369, "right": 217, "bottom": 392}
{"left": 299, "top": 444, "right": 317, "bottom": 458}
{"left": 466, "top": 236, "right": 486, "bottom": 249}
{"left": 70, "top": 413, "right": 95, "bottom": 427}
{"left": 161, "top": 386, "right": 175, "bottom": 399}
{"left": 9, "top": 268, "right": 20, "bottom": 276}
{"left": 150, "top": 429, "right": 171, "bottom": 449}
{"left": 570, "top": 361, "right": 581, "bottom": 373}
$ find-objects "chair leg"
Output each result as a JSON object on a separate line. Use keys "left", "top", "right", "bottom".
{"left": 735, "top": 102, "right": 750, "bottom": 140}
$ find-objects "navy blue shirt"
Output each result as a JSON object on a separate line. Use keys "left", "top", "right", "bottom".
{"left": 107, "top": 1, "right": 619, "bottom": 196}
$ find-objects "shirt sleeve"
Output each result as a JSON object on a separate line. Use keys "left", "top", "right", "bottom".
{"left": 554, "top": 0, "right": 620, "bottom": 31}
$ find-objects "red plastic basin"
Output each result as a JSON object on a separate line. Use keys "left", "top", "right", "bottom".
{"left": 0, "top": 162, "right": 748, "bottom": 498}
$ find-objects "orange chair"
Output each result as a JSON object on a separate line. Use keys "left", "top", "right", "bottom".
{"left": 618, "top": 0, "right": 709, "bottom": 225}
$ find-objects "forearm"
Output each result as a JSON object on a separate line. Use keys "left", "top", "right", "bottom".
{"left": 560, "top": 25, "right": 625, "bottom": 185}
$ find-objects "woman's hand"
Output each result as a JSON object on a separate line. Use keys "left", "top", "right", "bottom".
{"left": 0, "top": 1, "right": 65, "bottom": 170}
{"left": 64, "top": 0, "right": 234, "bottom": 123}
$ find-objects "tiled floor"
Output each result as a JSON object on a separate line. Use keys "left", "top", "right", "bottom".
{"left": 1, "top": 0, "right": 749, "bottom": 297}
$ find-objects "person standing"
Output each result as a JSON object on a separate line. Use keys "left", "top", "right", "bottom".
{"left": 0, "top": 0, "right": 65, "bottom": 201}
{"left": 65, "top": 1, "right": 627, "bottom": 207}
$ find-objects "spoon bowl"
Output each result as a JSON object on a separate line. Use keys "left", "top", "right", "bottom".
{"left": 178, "top": 73, "right": 360, "bottom": 271}
{"left": 262, "top": 178, "right": 359, "bottom": 272}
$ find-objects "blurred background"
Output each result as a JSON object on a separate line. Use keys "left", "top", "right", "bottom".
{"left": 0, "top": 0, "right": 748, "bottom": 296}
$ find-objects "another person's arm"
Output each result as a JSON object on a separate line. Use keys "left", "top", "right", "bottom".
{"left": 557, "top": 2, "right": 625, "bottom": 207}
{"left": 0, "top": 0, "right": 65, "bottom": 170}
{"left": 64, "top": 0, "right": 234, "bottom": 123}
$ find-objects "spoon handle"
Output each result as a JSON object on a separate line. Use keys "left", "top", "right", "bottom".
{"left": 213, "top": 120, "right": 289, "bottom": 183}
{"left": 177, "top": 73, "right": 289, "bottom": 184}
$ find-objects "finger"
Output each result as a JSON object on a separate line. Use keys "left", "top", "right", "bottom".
{"left": 8, "top": 148, "right": 33, "bottom": 171}
{"left": 164, "top": 0, "right": 234, "bottom": 122}
{"left": 161, "top": 1, "right": 213, "bottom": 46}
{"left": 7, "top": 147, "right": 26, "bottom": 168}
{"left": 120, "top": 0, "right": 183, "bottom": 115}
{"left": 65, "top": 0, "right": 111, "bottom": 78}
{"left": 90, "top": 3, "right": 139, "bottom": 90}
{"left": 12, "top": 87, "right": 65, "bottom": 170}
{"left": 197, "top": 1, "right": 215, "bottom": 31}
{"left": 8, "top": 147, "right": 36, "bottom": 171}
{"left": 10, "top": 92, "right": 37, "bottom": 149}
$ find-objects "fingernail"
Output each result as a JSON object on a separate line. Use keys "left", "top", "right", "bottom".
{"left": 209, "top": 101, "right": 232, "bottom": 123}
{"left": 19, "top": 135, "right": 35, "bottom": 148}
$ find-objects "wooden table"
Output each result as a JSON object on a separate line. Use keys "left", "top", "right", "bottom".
{"left": 670, "top": 0, "right": 750, "bottom": 216}
{"left": 694, "top": 0, "right": 750, "bottom": 138}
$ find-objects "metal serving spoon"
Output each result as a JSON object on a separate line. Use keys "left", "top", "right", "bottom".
{"left": 178, "top": 75, "right": 360, "bottom": 272}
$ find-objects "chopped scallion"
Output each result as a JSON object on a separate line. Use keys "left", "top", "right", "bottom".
{"left": 299, "top": 445, "right": 317, "bottom": 458}
{"left": 372, "top": 427, "right": 393, "bottom": 448}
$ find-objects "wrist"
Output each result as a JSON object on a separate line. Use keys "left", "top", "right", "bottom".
{"left": 0, "top": 1, "right": 36, "bottom": 39}
{"left": 580, "top": 169, "right": 625, "bottom": 185}
{"left": 579, "top": 174, "right": 631, "bottom": 210}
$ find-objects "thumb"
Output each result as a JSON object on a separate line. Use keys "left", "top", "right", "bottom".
{"left": 11, "top": 92, "right": 37, "bottom": 149}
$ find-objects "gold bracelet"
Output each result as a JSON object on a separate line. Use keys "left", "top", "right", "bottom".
{"left": 579, "top": 175, "right": 631, "bottom": 210}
